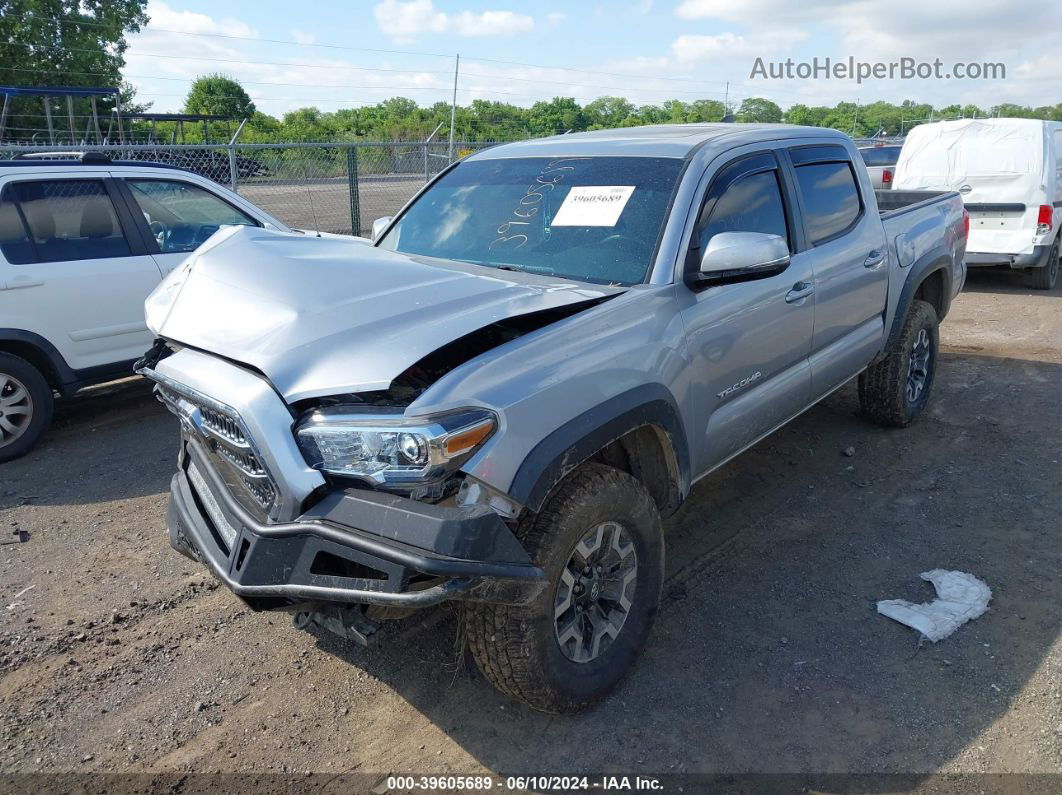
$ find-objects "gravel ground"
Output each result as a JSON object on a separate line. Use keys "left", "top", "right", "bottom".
{"left": 239, "top": 175, "right": 425, "bottom": 237}
{"left": 0, "top": 267, "right": 1060, "bottom": 788}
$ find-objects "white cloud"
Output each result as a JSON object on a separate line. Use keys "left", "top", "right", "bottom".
{"left": 145, "top": 0, "right": 258, "bottom": 38}
{"left": 124, "top": 2, "right": 451, "bottom": 116}
{"left": 290, "top": 29, "right": 315, "bottom": 45}
{"left": 373, "top": 0, "right": 533, "bottom": 41}
{"left": 676, "top": 0, "right": 829, "bottom": 22}
{"left": 116, "top": 0, "right": 1062, "bottom": 119}
{"left": 665, "top": 0, "right": 1062, "bottom": 108}
{"left": 671, "top": 30, "right": 807, "bottom": 63}
{"left": 675, "top": 0, "right": 1062, "bottom": 61}
{"left": 373, "top": 0, "right": 447, "bottom": 42}
{"left": 452, "top": 10, "right": 534, "bottom": 36}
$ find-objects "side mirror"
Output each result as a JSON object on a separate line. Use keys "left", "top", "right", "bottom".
{"left": 371, "top": 216, "right": 393, "bottom": 243}
{"left": 688, "top": 231, "right": 790, "bottom": 288}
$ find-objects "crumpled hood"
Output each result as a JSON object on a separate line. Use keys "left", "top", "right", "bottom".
{"left": 145, "top": 226, "right": 615, "bottom": 402}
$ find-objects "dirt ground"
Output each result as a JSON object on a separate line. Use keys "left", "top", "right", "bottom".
{"left": 1, "top": 268, "right": 1060, "bottom": 789}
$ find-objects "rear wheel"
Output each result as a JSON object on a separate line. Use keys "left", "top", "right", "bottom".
{"left": 858, "top": 299, "right": 939, "bottom": 428}
{"left": 464, "top": 463, "right": 663, "bottom": 713}
{"left": 0, "top": 353, "right": 54, "bottom": 463}
{"left": 1029, "top": 240, "right": 1059, "bottom": 290}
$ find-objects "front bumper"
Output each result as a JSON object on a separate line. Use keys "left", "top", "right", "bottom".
{"left": 168, "top": 439, "right": 545, "bottom": 610}
{"left": 965, "top": 244, "right": 1052, "bottom": 269}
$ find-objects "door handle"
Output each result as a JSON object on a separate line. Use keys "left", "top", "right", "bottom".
{"left": 864, "top": 248, "right": 887, "bottom": 269}
{"left": 785, "top": 281, "right": 814, "bottom": 303}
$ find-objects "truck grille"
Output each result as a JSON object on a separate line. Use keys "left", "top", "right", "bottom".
{"left": 200, "top": 407, "right": 246, "bottom": 445}
{"left": 154, "top": 382, "right": 278, "bottom": 518}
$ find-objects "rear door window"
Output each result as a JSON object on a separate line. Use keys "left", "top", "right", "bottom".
{"left": 1, "top": 179, "right": 132, "bottom": 263}
{"left": 793, "top": 161, "right": 862, "bottom": 244}
{"left": 0, "top": 186, "right": 34, "bottom": 265}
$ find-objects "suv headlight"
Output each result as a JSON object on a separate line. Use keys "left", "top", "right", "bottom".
{"left": 294, "top": 407, "right": 496, "bottom": 490}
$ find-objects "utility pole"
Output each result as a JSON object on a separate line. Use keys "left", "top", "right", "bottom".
{"left": 448, "top": 53, "right": 460, "bottom": 162}
{"left": 724, "top": 81, "right": 729, "bottom": 114}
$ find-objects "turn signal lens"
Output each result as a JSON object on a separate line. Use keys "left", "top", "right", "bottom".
{"left": 444, "top": 418, "right": 495, "bottom": 456}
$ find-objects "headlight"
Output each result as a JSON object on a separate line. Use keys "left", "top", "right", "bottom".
{"left": 294, "top": 407, "right": 496, "bottom": 491}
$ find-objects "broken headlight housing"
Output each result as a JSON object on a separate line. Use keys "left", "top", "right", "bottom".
{"left": 294, "top": 407, "right": 496, "bottom": 498}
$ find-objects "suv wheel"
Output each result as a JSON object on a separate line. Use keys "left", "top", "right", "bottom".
{"left": 858, "top": 299, "right": 939, "bottom": 428}
{"left": 465, "top": 463, "right": 664, "bottom": 713}
{"left": 1030, "top": 239, "right": 1059, "bottom": 290}
{"left": 0, "top": 353, "right": 54, "bottom": 463}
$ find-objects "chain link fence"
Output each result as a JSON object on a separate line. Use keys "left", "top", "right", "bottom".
{"left": 2, "top": 135, "right": 908, "bottom": 235}
{"left": 0, "top": 141, "right": 497, "bottom": 236}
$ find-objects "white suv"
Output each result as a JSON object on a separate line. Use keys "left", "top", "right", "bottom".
{"left": 0, "top": 153, "right": 294, "bottom": 462}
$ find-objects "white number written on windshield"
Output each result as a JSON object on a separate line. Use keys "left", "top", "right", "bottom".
{"left": 489, "top": 158, "right": 590, "bottom": 251}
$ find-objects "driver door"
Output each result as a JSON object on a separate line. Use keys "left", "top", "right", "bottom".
{"left": 114, "top": 177, "right": 259, "bottom": 275}
{"left": 678, "top": 150, "right": 816, "bottom": 474}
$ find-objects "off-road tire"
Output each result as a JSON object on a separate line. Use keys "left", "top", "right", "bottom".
{"left": 464, "top": 463, "right": 664, "bottom": 713}
{"left": 858, "top": 299, "right": 939, "bottom": 428}
{"left": 1029, "top": 239, "right": 1059, "bottom": 291}
{"left": 0, "top": 353, "right": 53, "bottom": 464}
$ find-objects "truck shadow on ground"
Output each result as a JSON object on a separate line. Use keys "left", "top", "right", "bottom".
{"left": 307, "top": 352, "right": 1061, "bottom": 778}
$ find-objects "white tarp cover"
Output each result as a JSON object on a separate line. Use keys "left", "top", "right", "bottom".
{"left": 894, "top": 118, "right": 1054, "bottom": 256}
{"left": 894, "top": 118, "right": 1043, "bottom": 184}
{"left": 877, "top": 570, "right": 992, "bottom": 642}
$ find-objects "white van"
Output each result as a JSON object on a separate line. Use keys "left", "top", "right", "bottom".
{"left": 894, "top": 118, "right": 1062, "bottom": 289}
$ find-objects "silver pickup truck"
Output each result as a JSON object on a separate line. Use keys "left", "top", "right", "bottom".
{"left": 137, "top": 124, "right": 967, "bottom": 713}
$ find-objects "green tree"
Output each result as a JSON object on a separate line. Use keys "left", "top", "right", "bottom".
{"left": 584, "top": 96, "right": 635, "bottom": 129}
{"left": 686, "top": 99, "right": 727, "bottom": 122}
{"left": 184, "top": 74, "right": 256, "bottom": 119}
{"left": 990, "top": 103, "right": 1036, "bottom": 119}
{"left": 528, "top": 97, "right": 587, "bottom": 135}
{"left": 784, "top": 104, "right": 829, "bottom": 127}
{"left": 736, "top": 97, "right": 783, "bottom": 123}
{"left": 0, "top": 0, "right": 149, "bottom": 141}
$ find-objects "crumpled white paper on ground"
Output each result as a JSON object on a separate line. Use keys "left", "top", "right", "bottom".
{"left": 877, "top": 570, "right": 992, "bottom": 642}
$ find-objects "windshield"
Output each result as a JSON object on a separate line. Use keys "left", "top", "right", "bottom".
{"left": 378, "top": 156, "right": 685, "bottom": 285}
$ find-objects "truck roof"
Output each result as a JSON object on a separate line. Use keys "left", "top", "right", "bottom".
{"left": 468, "top": 123, "right": 849, "bottom": 160}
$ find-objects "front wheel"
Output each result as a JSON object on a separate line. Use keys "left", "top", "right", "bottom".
{"left": 858, "top": 299, "right": 939, "bottom": 428}
{"left": 464, "top": 463, "right": 664, "bottom": 713}
{"left": 0, "top": 353, "right": 54, "bottom": 463}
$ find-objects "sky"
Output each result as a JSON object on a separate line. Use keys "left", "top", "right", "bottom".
{"left": 121, "top": 0, "right": 1061, "bottom": 118}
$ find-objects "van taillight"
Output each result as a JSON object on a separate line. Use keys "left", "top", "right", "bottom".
{"left": 882, "top": 169, "right": 893, "bottom": 184}
{"left": 963, "top": 208, "right": 970, "bottom": 240}
{"left": 1037, "top": 204, "right": 1053, "bottom": 233}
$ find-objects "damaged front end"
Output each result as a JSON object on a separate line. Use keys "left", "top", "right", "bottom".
{"left": 139, "top": 230, "right": 621, "bottom": 637}
{"left": 286, "top": 297, "right": 613, "bottom": 504}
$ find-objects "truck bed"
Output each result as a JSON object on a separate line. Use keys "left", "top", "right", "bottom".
{"left": 875, "top": 187, "right": 967, "bottom": 359}
{"left": 876, "top": 189, "right": 957, "bottom": 219}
